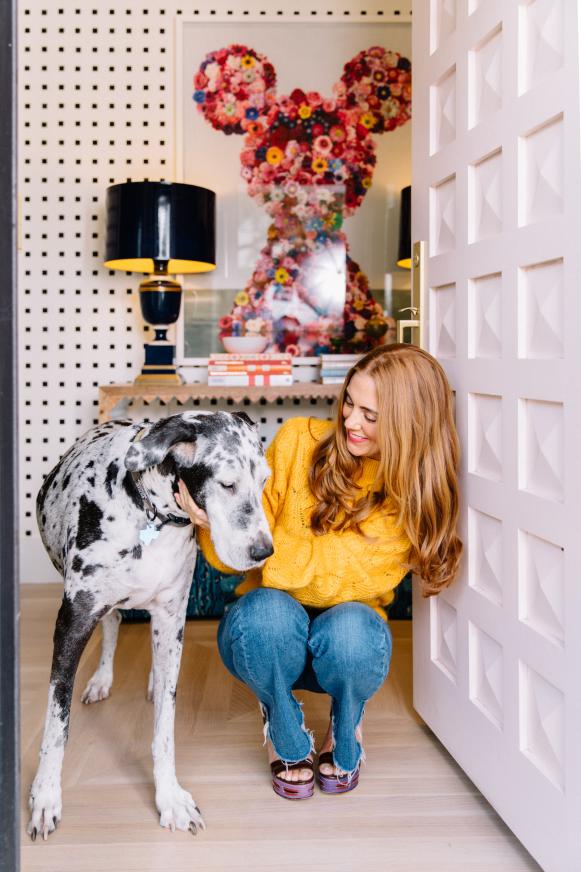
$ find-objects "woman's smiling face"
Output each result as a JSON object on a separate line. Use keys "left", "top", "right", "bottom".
{"left": 342, "top": 370, "right": 380, "bottom": 460}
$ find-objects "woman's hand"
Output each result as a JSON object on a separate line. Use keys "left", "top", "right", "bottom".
{"left": 175, "top": 479, "right": 210, "bottom": 529}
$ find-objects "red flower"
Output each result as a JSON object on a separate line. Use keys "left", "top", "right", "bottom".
{"left": 270, "top": 126, "right": 292, "bottom": 148}
{"left": 290, "top": 88, "right": 307, "bottom": 105}
{"left": 264, "top": 63, "right": 276, "bottom": 85}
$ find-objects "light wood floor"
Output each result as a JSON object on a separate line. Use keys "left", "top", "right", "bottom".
{"left": 20, "top": 584, "right": 541, "bottom": 872}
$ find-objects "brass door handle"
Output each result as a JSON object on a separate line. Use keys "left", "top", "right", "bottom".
{"left": 397, "top": 241, "right": 426, "bottom": 347}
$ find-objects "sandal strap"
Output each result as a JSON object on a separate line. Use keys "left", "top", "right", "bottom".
{"left": 318, "top": 751, "right": 335, "bottom": 767}
{"left": 317, "top": 751, "right": 361, "bottom": 778}
{"left": 270, "top": 758, "right": 314, "bottom": 778}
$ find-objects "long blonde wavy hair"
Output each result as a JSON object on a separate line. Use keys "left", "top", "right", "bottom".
{"left": 309, "top": 343, "right": 463, "bottom": 595}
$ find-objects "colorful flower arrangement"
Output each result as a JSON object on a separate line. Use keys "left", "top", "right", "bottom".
{"left": 194, "top": 44, "right": 412, "bottom": 354}
{"left": 194, "top": 45, "right": 277, "bottom": 135}
{"left": 218, "top": 298, "right": 272, "bottom": 343}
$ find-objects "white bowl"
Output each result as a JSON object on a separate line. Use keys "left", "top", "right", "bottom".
{"left": 221, "top": 336, "right": 269, "bottom": 354}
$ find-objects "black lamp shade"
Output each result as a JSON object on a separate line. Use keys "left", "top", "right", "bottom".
{"left": 397, "top": 185, "right": 411, "bottom": 269}
{"left": 104, "top": 180, "right": 216, "bottom": 274}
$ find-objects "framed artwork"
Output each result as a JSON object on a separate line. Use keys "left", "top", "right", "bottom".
{"left": 175, "top": 17, "right": 411, "bottom": 363}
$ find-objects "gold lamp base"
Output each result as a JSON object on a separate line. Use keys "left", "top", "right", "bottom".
{"left": 134, "top": 276, "right": 183, "bottom": 385}
{"left": 134, "top": 369, "right": 183, "bottom": 385}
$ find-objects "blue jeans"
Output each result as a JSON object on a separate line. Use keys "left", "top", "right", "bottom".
{"left": 217, "top": 587, "right": 393, "bottom": 775}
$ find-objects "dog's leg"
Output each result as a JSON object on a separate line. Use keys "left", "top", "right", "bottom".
{"left": 81, "top": 609, "right": 122, "bottom": 704}
{"left": 149, "top": 591, "right": 204, "bottom": 835}
{"left": 27, "top": 590, "right": 106, "bottom": 840}
{"left": 146, "top": 623, "right": 155, "bottom": 701}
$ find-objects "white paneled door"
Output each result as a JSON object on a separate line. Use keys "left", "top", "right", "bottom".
{"left": 412, "top": 2, "right": 581, "bottom": 870}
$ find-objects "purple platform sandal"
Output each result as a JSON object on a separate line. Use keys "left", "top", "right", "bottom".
{"left": 270, "top": 758, "right": 315, "bottom": 800}
{"left": 317, "top": 752, "right": 360, "bottom": 794}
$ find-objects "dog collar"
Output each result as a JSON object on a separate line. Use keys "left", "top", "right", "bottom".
{"left": 130, "top": 427, "right": 191, "bottom": 528}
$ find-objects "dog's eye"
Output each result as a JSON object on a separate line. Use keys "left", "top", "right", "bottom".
{"left": 219, "top": 482, "right": 235, "bottom": 491}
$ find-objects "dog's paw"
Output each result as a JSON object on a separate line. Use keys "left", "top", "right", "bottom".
{"left": 27, "top": 784, "right": 62, "bottom": 841}
{"left": 81, "top": 671, "right": 112, "bottom": 704}
{"left": 157, "top": 785, "right": 205, "bottom": 835}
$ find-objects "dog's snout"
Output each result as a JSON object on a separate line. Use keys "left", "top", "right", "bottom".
{"left": 248, "top": 535, "right": 274, "bottom": 563}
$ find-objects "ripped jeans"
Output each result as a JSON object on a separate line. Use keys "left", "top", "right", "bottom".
{"left": 217, "top": 587, "right": 393, "bottom": 775}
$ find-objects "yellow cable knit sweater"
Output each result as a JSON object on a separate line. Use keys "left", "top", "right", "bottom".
{"left": 197, "top": 416, "right": 411, "bottom": 621}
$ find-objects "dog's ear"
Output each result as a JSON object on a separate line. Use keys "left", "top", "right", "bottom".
{"left": 232, "top": 411, "right": 257, "bottom": 429}
{"left": 194, "top": 44, "right": 277, "bottom": 135}
{"left": 124, "top": 417, "right": 199, "bottom": 472}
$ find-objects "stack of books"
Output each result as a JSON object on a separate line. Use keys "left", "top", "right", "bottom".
{"left": 319, "top": 354, "right": 362, "bottom": 384}
{"left": 207, "top": 353, "right": 293, "bottom": 386}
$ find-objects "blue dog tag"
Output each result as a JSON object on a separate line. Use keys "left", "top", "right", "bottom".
{"left": 139, "top": 523, "right": 160, "bottom": 546}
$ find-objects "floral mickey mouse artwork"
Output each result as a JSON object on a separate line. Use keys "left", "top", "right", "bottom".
{"left": 193, "top": 44, "right": 411, "bottom": 354}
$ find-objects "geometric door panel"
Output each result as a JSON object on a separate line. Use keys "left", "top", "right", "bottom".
{"left": 468, "top": 393, "right": 502, "bottom": 482}
{"left": 519, "top": 662, "right": 565, "bottom": 791}
{"left": 519, "top": 0, "right": 564, "bottom": 94}
{"left": 518, "top": 530, "right": 565, "bottom": 648}
{"left": 468, "top": 25, "right": 502, "bottom": 129}
{"left": 413, "top": 1, "right": 581, "bottom": 869}
{"left": 430, "top": 596, "right": 457, "bottom": 683}
{"left": 430, "top": 282, "right": 456, "bottom": 358}
{"left": 519, "top": 115, "right": 564, "bottom": 227}
{"left": 518, "top": 399, "right": 564, "bottom": 503}
{"left": 469, "top": 621, "right": 503, "bottom": 729}
{"left": 469, "top": 148, "right": 502, "bottom": 243}
{"left": 430, "top": 174, "right": 456, "bottom": 255}
{"left": 469, "top": 272, "right": 502, "bottom": 359}
{"left": 468, "top": 508, "right": 503, "bottom": 606}
{"left": 431, "top": 66, "right": 456, "bottom": 155}
{"left": 518, "top": 259, "right": 564, "bottom": 360}
{"left": 430, "top": 0, "right": 456, "bottom": 55}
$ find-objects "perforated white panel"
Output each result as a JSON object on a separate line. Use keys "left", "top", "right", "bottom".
{"left": 18, "top": 2, "right": 412, "bottom": 582}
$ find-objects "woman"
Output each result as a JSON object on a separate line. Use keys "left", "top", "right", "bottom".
{"left": 176, "top": 343, "right": 462, "bottom": 800}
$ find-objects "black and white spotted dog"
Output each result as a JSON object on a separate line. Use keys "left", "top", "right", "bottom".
{"left": 28, "top": 411, "right": 273, "bottom": 840}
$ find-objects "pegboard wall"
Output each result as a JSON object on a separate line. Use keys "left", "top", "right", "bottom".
{"left": 18, "top": 0, "right": 412, "bottom": 582}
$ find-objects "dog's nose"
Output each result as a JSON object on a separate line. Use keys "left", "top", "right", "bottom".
{"left": 248, "top": 536, "right": 274, "bottom": 563}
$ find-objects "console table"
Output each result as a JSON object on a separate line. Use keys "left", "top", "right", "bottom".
{"left": 98, "top": 381, "right": 341, "bottom": 423}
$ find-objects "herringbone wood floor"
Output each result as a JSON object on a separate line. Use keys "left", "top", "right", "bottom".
{"left": 20, "top": 584, "right": 541, "bottom": 872}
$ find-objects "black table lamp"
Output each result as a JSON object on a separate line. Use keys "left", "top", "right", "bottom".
{"left": 397, "top": 185, "right": 411, "bottom": 269}
{"left": 104, "top": 180, "right": 216, "bottom": 383}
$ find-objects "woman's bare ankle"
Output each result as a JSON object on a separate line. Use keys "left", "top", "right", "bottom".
{"left": 318, "top": 719, "right": 363, "bottom": 776}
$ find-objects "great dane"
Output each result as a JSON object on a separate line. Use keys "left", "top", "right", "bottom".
{"left": 28, "top": 411, "right": 272, "bottom": 840}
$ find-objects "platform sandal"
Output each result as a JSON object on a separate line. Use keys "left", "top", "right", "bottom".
{"left": 317, "top": 752, "right": 360, "bottom": 794}
{"left": 270, "top": 758, "right": 315, "bottom": 800}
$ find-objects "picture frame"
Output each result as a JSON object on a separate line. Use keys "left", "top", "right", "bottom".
{"left": 174, "top": 14, "right": 411, "bottom": 365}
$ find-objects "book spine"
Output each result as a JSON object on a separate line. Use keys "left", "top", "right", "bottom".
{"left": 207, "top": 374, "right": 294, "bottom": 386}
{"left": 208, "top": 364, "right": 293, "bottom": 374}
{"left": 321, "top": 377, "right": 347, "bottom": 385}
{"left": 209, "top": 353, "right": 292, "bottom": 362}
{"left": 319, "top": 355, "right": 361, "bottom": 363}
